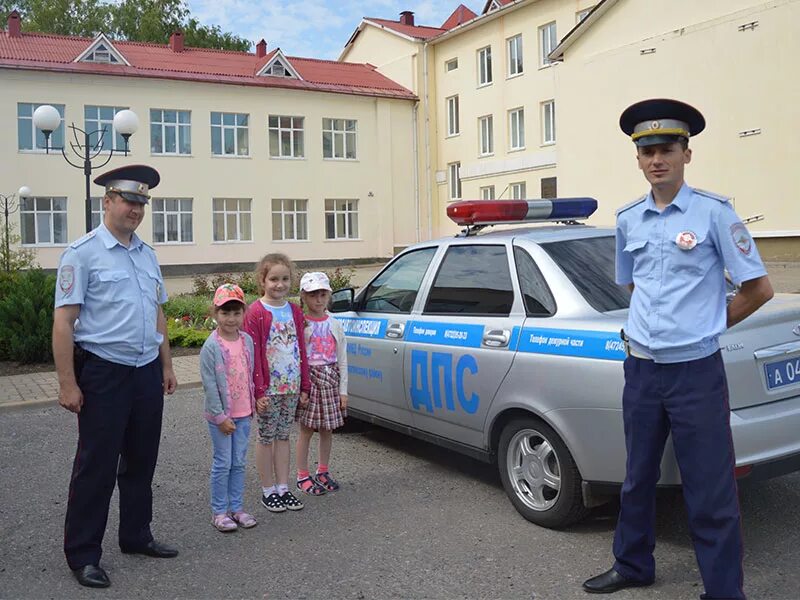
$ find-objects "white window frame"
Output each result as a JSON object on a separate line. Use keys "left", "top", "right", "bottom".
{"left": 210, "top": 112, "right": 249, "bottom": 157}
{"left": 477, "top": 46, "right": 493, "bottom": 86}
{"left": 324, "top": 199, "right": 359, "bottom": 240}
{"left": 269, "top": 115, "right": 305, "bottom": 159}
{"left": 271, "top": 199, "right": 309, "bottom": 241}
{"left": 507, "top": 34, "right": 523, "bottom": 77}
{"left": 85, "top": 105, "right": 128, "bottom": 151}
{"left": 446, "top": 95, "right": 460, "bottom": 137}
{"left": 510, "top": 182, "right": 527, "bottom": 200}
{"left": 17, "top": 102, "right": 65, "bottom": 152}
{"left": 539, "top": 21, "right": 557, "bottom": 67}
{"left": 479, "top": 115, "right": 494, "bottom": 156}
{"left": 150, "top": 109, "right": 191, "bottom": 156}
{"left": 90, "top": 196, "right": 103, "bottom": 229}
{"left": 445, "top": 57, "right": 459, "bottom": 71}
{"left": 84, "top": 43, "right": 120, "bottom": 64}
{"left": 480, "top": 186, "right": 495, "bottom": 200}
{"left": 152, "top": 198, "right": 193, "bottom": 244}
{"left": 19, "top": 196, "right": 68, "bottom": 246}
{"left": 448, "top": 162, "right": 462, "bottom": 200}
{"left": 322, "top": 118, "right": 357, "bottom": 160}
{"left": 509, "top": 107, "right": 525, "bottom": 151}
{"left": 212, "top": 198, "right": 252, "bottom": 242}
{"left": 542, "top": 100, "right": 556, "bottom": 145}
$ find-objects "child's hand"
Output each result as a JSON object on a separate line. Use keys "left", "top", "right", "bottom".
{"left": 340, "top": 394, "right": 348, "bottom": 410}
{"left": 218, "top": 418, "right": 236, "bottom": 435}
{"left": 256, "top": 397, "right": 268, "bottom": 414}
{"left": 299, "top": 392, "right": 309, "bottom": 407}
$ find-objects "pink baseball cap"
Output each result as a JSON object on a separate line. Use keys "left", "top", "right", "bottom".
{"left": 300, "top": 271, "right": 332, "bottom": 292}
{"left": 213, "top": 283, "right": 245, "bottom": 307}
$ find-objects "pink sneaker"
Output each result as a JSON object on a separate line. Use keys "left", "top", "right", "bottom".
{"left": 212, "top": 513, "right": 237, "bottom": 532}
{"left": 231, "top": 511, "right": 258, "bottom": 529}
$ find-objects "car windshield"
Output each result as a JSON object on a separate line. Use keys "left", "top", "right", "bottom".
{"left": 539, "top": 236, "right": 631, "bottom": 312}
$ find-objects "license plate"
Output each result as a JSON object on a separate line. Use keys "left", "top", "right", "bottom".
{"left": 764, "top": 356, "right": 800, "bottom": 390}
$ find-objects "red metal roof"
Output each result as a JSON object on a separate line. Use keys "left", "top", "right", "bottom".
{"left": 441, "top": 5, "right": 479, "bottom": 30}
{"left": 482, "top": 0, "right": 514, "bottom": 14}
{"left": 363, "top": 17, "right": 446, "bottom": 40}
{"left": 0, "top": 30, "right": 416, "bottom": 100}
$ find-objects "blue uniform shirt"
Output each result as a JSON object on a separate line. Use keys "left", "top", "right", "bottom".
{"left": 55, "top": 224, "right": 168, "bottom": 367}
{"left": 615, "top": 183, "right": 767, "bottom": 363}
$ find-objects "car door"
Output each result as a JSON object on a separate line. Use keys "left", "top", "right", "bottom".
{"left": 339, "top": 246, "right": 438, "bottom": 426}
{"left": 403, "top": 241, "right": 525, "bottom": 449}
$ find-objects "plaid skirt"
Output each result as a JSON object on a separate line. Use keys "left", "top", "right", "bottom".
{"left": 296, "top": 364, "right": 346, "bottom": 431}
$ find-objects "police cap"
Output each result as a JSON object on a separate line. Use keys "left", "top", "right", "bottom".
{"left": 93, "top": 164, "right": 160, "bottom": 204}
{"left": 619, "top": 98, "right": 705, "bottom": 147}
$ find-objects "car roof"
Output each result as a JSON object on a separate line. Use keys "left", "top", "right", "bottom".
{"left": 411, "top": 224, "right": 615, "bottom": 249}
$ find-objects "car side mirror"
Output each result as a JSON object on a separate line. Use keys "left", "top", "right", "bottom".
{"left": 330, "top": 288, "right": 355, "bottom": 312}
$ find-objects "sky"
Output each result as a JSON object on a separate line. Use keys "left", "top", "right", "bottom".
{"left": 186, "top": 0, "right": 486, "bottom": 60}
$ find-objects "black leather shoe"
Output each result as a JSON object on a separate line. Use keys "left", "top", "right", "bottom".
{"left": 72, "top": 564, "right": 111, "bottom": 588}
{"left": 583, "top": 568, "right": 653, "bottom": 594}
{"left": 120, "top": 540, "right": 179, "bottom": 558}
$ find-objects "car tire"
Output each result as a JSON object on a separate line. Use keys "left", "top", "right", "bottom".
{"left": 497, "top": 417, "right": 589, "bottom": 528}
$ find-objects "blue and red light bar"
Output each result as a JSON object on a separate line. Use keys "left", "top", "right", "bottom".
{"left": 447, "top": 198, "right": 598, "bottom": 226}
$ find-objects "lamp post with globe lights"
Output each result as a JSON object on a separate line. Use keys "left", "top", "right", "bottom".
{"left": 32, "top": 105, "right": 139, "bottom": 233}
{"left": 0, "top": 185, "right": 31, "bottom": 272}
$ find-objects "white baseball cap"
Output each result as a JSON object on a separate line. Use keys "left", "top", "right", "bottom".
{"left": 300, "top": 271, "right": 332, "bottom": 292}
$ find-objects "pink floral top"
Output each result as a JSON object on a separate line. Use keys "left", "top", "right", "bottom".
{"left": 218, "top": 336, "right": 253, "bottom": 418}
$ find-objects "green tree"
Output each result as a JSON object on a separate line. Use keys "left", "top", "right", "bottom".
{"left": 2, "top": 0, "right": 110, "bottom": 37}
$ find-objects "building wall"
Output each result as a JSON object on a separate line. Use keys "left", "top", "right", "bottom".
{"left": 0, "top": 69, "right": 417, "bottom": 270}
{"left": 340, "top": 24, "right": 420, "bottom": 94}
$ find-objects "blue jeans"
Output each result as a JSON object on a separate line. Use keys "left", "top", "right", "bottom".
{"left": 207, "top": 417, "right": 251, "bottom": 514}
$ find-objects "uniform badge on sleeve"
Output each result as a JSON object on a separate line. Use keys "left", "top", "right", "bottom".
{"left": 59, "top": 265, "right": 75, "bottom": 294}
{"left": 730, "top": 222, "right": 752, "bottom": 255}
{"left": 675, "top": 231, "right": 697, "bottom": 250}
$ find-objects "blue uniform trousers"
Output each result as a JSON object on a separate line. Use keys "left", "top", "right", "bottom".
{"left": 64, "top": 353, "right": 164, "bottom": 570}
{"left": 612, "top": 351, "right": 745, "bottom": 600}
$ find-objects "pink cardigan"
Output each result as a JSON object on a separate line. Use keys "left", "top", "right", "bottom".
{"left": 243, "top": 299, "right": 310, "bottom": 399}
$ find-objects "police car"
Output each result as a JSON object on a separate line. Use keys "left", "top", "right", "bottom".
{"left": 330, "top": 198, "right": 800, "bottom": 528}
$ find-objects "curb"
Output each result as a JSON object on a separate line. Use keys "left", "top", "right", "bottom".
{"left": 0, "top": 381, "right": 203, "bottom": 410}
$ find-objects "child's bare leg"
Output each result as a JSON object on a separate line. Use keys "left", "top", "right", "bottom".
{"left": 256, "top": 442, "right": 274, "bottom": 488}
{"left": 296, "top": 425, "right": 314, "bottom": 473}
{"left": 318, "top": 430, "right": 333, "bottom": 469}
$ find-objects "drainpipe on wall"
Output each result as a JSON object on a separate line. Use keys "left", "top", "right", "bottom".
{"left": 412, "top": 101, "right": 421, "bottom": 243}
{"left": 422, "top": 41, "right": 433, "bottom": 239}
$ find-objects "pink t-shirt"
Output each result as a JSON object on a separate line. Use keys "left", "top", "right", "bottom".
{"left": 219, "top": 336, "right": 252, "bottom": 418}
{"left": 306, "top": 315, "right": 337, "bottom": 366}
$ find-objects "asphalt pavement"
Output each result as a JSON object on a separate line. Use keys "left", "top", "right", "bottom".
{"left": 1, "top": 388, "right": 799, "bottom": 599}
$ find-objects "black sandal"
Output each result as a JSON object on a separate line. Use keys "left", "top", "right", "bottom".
{"left": 297, "top": 477, "right": 327, "bottom": 496}
{"left": 314, "top": 471, "right": 340, "bottom": 492}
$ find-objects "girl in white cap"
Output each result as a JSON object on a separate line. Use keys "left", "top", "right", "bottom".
{"left": 295, "top": 271, "right": 348, "bottom": 495}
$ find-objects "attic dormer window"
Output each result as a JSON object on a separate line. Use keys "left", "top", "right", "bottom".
{"left": 264, "top": 60, "right": 292, "bottom": 78}
{"left": 74, "top": 34, "right": 130, "bottom": 66}
{"left": 85, "top": 44, "right": 120, "bottom": 64}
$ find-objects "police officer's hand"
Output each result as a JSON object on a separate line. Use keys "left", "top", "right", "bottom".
{"left": 299, "top": 392, "right": 309, "bottom": 407}
{"left": 162, "top": 366, "right": 177, "bottom": 395}
{"left": 340, "top": 394, "right": 348, "bottom": 410}
{"left": 59, "top": 383, "right": 83, "bottom": 413}
{"left": 218, "top": 419, "right": 236, "bottom": 436}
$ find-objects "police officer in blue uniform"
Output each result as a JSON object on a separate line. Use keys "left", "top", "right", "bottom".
{"left": 582, "top": 99, "right": 774, "bottom": 599}
{"left": 53, "top": 165, "right": 179, "bottom": 589}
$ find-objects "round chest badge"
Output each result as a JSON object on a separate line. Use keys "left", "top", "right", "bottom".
{"left": 675, "top": 230, "right": 697, "bottom": 250}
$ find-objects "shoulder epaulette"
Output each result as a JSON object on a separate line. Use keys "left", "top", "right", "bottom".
{"left": 68, "top": 230, "right": 96, "bottom": 249}
{"left": 693, "top": 188, "right": 730, "bottom": 204}
{"left": 615, "top": 195, "right": 646, "bottom": 216}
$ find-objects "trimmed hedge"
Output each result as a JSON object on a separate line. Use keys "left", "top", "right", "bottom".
{"left": 0, "top": 270, "right": 56, "bottom": 363}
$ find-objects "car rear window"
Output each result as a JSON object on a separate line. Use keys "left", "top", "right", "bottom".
{"left": 539, "top": 236, "right": 631, "bottom": 312}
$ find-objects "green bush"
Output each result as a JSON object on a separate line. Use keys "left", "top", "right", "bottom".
{"left": 327, "top": 266, "right": 355, "bottom": 291}
{"left": 191, "top": 273, "right": 212, "bottom": 296}
{"left": 0, "top": 269, "right": 56, "bottom": 363}
{"left": 167, "top": 319, "right": 211, "bottom": 347}
{"left": 163, "top": 293, "right": 212, "bottom": 321}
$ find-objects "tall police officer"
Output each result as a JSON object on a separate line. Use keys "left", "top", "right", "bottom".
{"left": 53, "top": 165, "right": 179, "bottom": 589}
{"left": 582, "top": 100, "right": 774, "bottom": 599}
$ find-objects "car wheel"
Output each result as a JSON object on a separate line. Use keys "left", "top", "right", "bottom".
{"left": 497, "top": 417, "right": 589, "bottom": 528}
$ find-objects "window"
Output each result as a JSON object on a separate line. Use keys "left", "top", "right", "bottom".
{"left": 507, "top": 34, "right": 523, "bottom": 76}
{"left": 541, "top": 176, "right": 557, "bottom": 198}
{"left": 445, "top": 57, "right": 459, "bottom": 71}
{"left": 85, "top": 105, "right": 129, "bottom": 151}
{"left": 91, "top": 197, "right": 102, "bottom": 229}
{"left": 477, "top": 46, "right": 493, "bottom": 86}
{"left": 361, "top": 247, "right": 437, "bottom": 314}
{"left": 448, "top": 162, "right": 461, "bottom": 200}
{"left": 577, "top": 7, "right": 594, "bottom": 23}
{"left": 514, "top": 247, "right": 556, "bottom": 316}
{"left": 212, "top": 198, "right": 252, "bottom": 242}
{"left": 510, "top": 182, "right": 526, "bottom": 199}
{"left": 152, "top": 198, "right": 193, "bottom": 244}
{"left": 446, "top": 96, "right": 460, "bottom": 136}
{"left": 17, "top": 103, "right": 65, "bottom": 151}
{"left": 325, "top": 199, "right": 359, "bottom": 239}
{"left": 20, "top": 196, "right": 67, "bottom": 245}
{"left": 263, "top": 58, "right": 293, "bottom": 78}
{"left": 150, "top": 109, "right": 191, "bottom": 155}
{"left": 424, "top": 245, "right": 514, "bottom": 315}
{"left": 479, "top": 115, "right": 494, "bottom": 156}
{"left": 322, "top": 118, "right": 357, "bottom": 159}
{"left": 269, "top": 115, "right": 304, "bottom": 158}
{"left": 509, "top": 107, "right": 525, "bottom": 150}
{"left": 272, "top": 199, "right": 308, "bottom": 241}
{"left": 542, "top": 100, "right": 556, "bottom": 144}
{"left": 84, "top": 43, "right": 120, "bottom": 64}
{"left": 539, "top": 21, "right": 557, "bottom": 66}
{"left": 480, "top": 186, "right": 495, "bottom": 200}
{"left": 211, "top": 112, "right": 249, "bottom": 156}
